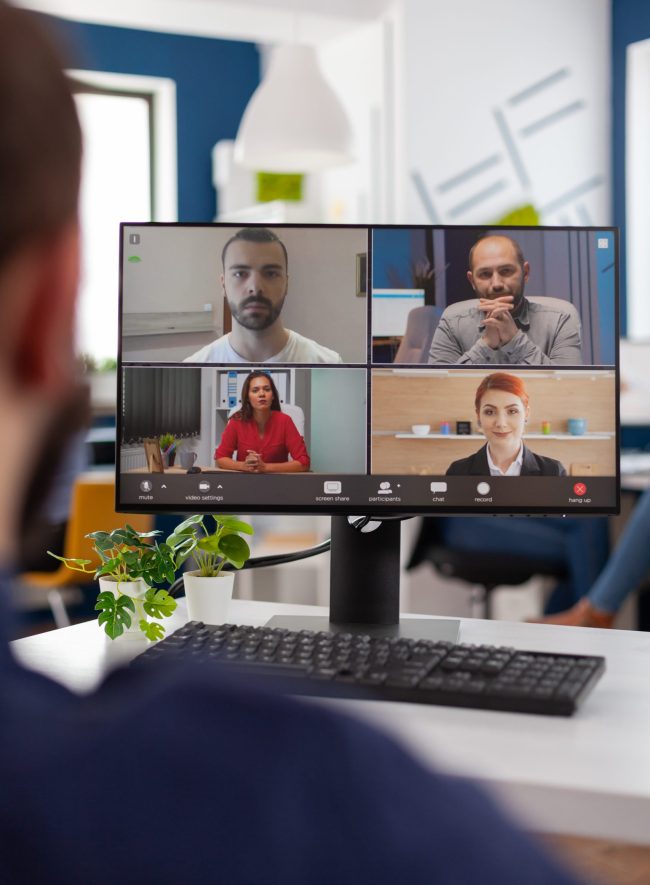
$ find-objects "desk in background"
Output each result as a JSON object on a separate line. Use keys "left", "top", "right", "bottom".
{"left": 11, "top": 600, "right": 650, "bottom": 846}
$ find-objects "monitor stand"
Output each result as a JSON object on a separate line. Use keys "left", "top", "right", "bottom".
{"left": 266, "top": 516, "right": 460, "bottom": 643}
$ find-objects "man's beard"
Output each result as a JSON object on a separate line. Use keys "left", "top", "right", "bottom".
{"left": 228, "top": 292, "right": 286, "bottom": 331}
{"left": 510, "top": 279, "right": 525, "bottom": 316}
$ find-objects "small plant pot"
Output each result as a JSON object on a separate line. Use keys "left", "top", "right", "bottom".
{"left": 183, "top": 571, "right": 235, "bottom": 625}
{"left": 98, "top": 576, "right": 149, "bottom": 640}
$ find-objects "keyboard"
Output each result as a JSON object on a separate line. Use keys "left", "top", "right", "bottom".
{"left": 134, "top": 622, "right": 605, "bottom": 717}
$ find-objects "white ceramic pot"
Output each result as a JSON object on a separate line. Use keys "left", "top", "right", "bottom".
{"left": 98, "top": 576, "right": 149, "bottom": 640}
{"left": 183, "top": 571, "right": 235, "bottom": 625}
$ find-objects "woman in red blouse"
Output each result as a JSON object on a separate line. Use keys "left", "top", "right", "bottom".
{"left": 215, "top": 371, "right": 310, "bottom": 473}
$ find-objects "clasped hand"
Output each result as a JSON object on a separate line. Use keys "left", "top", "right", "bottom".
{"left": 244, "top": 450, "right": 267, "bottom": 473}
{"left": 479, "top": 296, "right": 518, "bottom": 349}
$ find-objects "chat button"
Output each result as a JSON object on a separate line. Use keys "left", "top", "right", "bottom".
{"left": 430, "top": 482, "right": 448, "bottom": 494}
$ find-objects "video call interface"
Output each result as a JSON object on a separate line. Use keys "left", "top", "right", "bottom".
{"left": 117, "top": 223, "right": 619, "bottom": 515}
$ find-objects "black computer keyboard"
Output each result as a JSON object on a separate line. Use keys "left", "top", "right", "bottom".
{"left": 134, "top": 622, "right": 605, "bottom": 716}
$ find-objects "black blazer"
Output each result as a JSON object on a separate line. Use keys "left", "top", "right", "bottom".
{"left": 446, "top": 443, "right": 567, "bottom": 477}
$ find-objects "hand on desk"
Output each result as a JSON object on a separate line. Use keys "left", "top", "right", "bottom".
{"left": 244, "top": 450, "right": 268, "bottom": 473}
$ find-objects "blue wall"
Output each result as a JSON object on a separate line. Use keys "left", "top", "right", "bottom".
{"left": 42, "top": 14, "right": 260, "bottom": 221}
{"left": 612, "top": 0, "right": 650, "bottom": 336}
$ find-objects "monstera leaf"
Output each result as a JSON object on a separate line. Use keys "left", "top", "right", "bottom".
{"left": 143, "top": 588, "right": 177, "bottom": 619}
{"left": 95, "top": 592, "right": 135, "bottom": 639}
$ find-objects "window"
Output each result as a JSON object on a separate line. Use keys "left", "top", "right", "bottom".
{"left": 69, "top": 71, "right": 177, "bottom": 363}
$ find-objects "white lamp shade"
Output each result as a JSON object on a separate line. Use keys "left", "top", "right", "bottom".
{"left": 234, "top": 45, "right": 353, "bottom": 173}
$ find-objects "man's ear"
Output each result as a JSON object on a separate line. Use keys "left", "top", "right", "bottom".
{"left": 522, "top": 261, "right": 530, "bottom": 284}
{"left": 467, "top": 270, "right": 476, "bottom": 291}
{"left": 10, "top": 221, "right": 80, "bottom": 393}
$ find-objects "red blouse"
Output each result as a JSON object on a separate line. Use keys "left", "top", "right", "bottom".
{"left": 215, "top": 411, "right": 310, "bottom": 467}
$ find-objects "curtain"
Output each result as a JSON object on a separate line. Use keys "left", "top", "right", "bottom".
{"left": 121, "top": 367, "right": 201, "bottom": 443}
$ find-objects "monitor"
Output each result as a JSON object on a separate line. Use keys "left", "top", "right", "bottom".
{"left": 117, "top": 223, "right": 619, "bottom": 638}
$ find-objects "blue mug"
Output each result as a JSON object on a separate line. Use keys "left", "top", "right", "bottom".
{"left": 567, "top": 418, "right": 587, "bottom": 436}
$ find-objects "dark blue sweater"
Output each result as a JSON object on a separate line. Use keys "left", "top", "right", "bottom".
{"left": 0, "top": 574, "right": 581, "bottom": 885}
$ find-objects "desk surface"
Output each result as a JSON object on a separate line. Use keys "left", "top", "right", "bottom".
{"left": 12, "top": 600, "right": 650, "bottom": 845}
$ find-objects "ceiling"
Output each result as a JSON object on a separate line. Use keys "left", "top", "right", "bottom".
{"left": 189, "top": 0, "right": 393, "bottom": 18}
{"left": 18, "top": 0, "right": 395, "bottom": 43}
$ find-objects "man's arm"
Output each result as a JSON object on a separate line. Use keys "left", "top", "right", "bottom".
{"left": 428, "top": 315, "right": 496, "bottom": 365}
{"left": 499, "top": 308, "right": 583, "bottom": 366}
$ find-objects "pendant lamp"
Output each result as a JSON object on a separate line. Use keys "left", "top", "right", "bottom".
{"left": 233, "top": 44, "right": 353, "bottom": 173}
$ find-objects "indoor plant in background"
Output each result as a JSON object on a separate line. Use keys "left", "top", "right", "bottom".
{"left": 49, "top": 525, "right": 195, "bottom": 640}
{"left": 159, "top": 433, "right": 178, "bottom": 467}
{"left": 169, "top": 514, "right": 254, "bottom": 624}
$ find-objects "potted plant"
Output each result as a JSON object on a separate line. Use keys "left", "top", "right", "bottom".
{"left": 168, "top": 514, "right": 254, "bottom": 624}
{"left": 49, "top": 525, "right": 195, "bottom": 641}
{"left": 159, "top": 433, "right": 177, "bottom": 468}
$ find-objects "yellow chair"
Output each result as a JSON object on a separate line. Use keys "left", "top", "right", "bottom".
{"left": 19, "top": 471, "right": 154, "bottom": 627}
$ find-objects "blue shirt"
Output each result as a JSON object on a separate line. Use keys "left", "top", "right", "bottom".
{"left": 0, "top": 571, "right": 581, "bottom": 885}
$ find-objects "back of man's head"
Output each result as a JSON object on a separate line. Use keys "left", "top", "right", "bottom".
{"left": 0, "top": 1, "right": 81, "bottom": 271}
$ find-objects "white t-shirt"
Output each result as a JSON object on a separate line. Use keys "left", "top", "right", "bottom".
{"left": 184, "top": 329, "right": 343, "bottom": 364}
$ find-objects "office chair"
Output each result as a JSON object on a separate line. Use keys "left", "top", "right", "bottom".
{"left": 18, "top": 472, "right": 153, "bottom": 628}
{"left": 393, "top": 305, "right": 442, "bottom": 363}
{"left": 406, "top": 516, "right": 608, "bottom": 620}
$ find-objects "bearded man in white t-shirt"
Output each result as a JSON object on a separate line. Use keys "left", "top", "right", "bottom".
{"left": 185, "top": 227, "right": 342, "bottom": 363}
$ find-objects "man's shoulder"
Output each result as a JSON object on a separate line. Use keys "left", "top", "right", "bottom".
{"left": 440, "top": 300, "right": 480, "bottom": 320}
{"left": 285, "top": 330, "right": 343, "bottom": 363}
{"left": 527, "top": 297, "right": 579, "bottom": 318}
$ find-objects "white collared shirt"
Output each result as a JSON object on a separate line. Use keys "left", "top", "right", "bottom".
{"left": 486, "top": 443, "right": 524, "bottom": 476}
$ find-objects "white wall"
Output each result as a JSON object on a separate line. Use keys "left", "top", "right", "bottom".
{"left": 626, "top": 38, "right": 650, "bottom": 339}
{"left": 398, "top": 0, "right": 611, "bottom": 226}
{"left": 317, "top": 17, "right": 398, "bottom": 223}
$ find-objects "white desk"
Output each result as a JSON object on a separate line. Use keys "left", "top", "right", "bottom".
{"left": 12, "top": 600, "right": 650, "bottom": 845}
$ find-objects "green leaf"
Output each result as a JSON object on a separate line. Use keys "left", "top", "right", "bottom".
{"left": 47, "top": 552, "right": 93, "bottom": 571}
{"left": 171, "top": 515, "right": 204, "bottom": 536}
{"left": 121, "top": 549, "right": 140, "bottom": 566}
{"left": 95, "top": 593, "right": 136, "bottom": 640}
{"left": 140, "top": 620, "right": 165, "bottom": 641}
{"left": 170, "top": 536, "right": 197, "bottom": 564}
{"left": 126, "top": 524, "right": 161, "bottom": 540}
{"left": 197, "top": 534, "right": 223, "bottom": 553}
{"left": 87, "top": 531, "right": 110, "bottom": 543}
{"left": 110, "top": 528, "right": 135, "bottom": 545}
{"left": 219, "top": 534, "right": 250, "bottom": 569}
{"left": 143, "top": 588, "right": 177, "bottom": 619}
{"left": 93, "top": 536, "right": 115, "bottom": 553}
{"left": 211, "top": 515, "right": 254, "bottom": 536}
{"left": 96, "top": 557, "right": 121, "bottom": 576}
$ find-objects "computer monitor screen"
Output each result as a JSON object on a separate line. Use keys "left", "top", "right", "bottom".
{"left": 117, "top": 223, "right": 619, "bottom": 518}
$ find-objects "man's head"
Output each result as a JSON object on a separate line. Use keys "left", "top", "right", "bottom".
{"left": 0, "top": 3, "right": 81, "bottom": 269}
{"left": 221, "top": 228, "right": 288, "bottom": 332}
{"left": 467, "top": 235, "right": 529, "bottom": 305}
{"left": 0, "top": 2, "right": 85, "bottom": 556}
{"left": 0, "top": 2, "right": 81, "bottom": 379}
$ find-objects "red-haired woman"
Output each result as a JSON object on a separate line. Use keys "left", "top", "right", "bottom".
{"left": 446, "top": 372, "right": 566, "bottom": 476}
{"left": 216, "top": 371, "right": 310, "bottom": 473}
